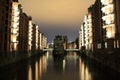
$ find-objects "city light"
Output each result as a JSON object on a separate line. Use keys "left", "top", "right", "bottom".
{"left": 101, "top": 0, "right": 113, "bottom": 5}
{"left": 28, "top": 20, "right": 33, "bottom": 50}
{"left": 11, "top": 2, "right": 20, "bottom": 51}
{"left": 101, "top": 0, "right": 115, "bottom": 39}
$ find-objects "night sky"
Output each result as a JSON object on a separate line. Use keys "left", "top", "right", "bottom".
{"left": 19, "top": 0, "right": 95, "bottom": 43}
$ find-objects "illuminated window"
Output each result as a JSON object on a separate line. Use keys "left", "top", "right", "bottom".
{"left": 114, "top": 41, "right": 116, "bottom": 48}
{"left": 97, "top": 43, "right": 101, "bottom": 49}
{"left": 105, "top": 42, "right": 107, "bottom": 48}
{"left": 117, "top": 40, "right": 119, "bottom": 48}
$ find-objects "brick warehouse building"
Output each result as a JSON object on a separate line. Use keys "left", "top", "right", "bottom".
{"left": 79, "top": 0, "right": 120, "bottom": 53}
{"left": 18, "top": 5, "right": 29, "bottom": 53}
{"left": 0, "top": 0, "right": 16, "bottom": 55}
{"left": 0, "top": 0, "right": 48, "bottom": 57}
{"left": 100, "top": 0, "right": 120, "bottom": 52}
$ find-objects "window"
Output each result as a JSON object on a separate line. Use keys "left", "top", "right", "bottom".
{"left": 114, "top": 41, "right": 116, "bottom": 48}
{"left": 117, "top": 40, "right": 119, "bottom": 48}
{"left": 97, "top": 43, "right": 101, "bottom": 49}
{"left": 105, "top": 42, "right": 107, "bottom": 48}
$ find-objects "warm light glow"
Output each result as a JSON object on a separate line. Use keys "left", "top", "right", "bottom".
{"left": 11, "top": 35, "right": 17, "bottom": 42}
{"left": 28, "top": 20, "right": 33, "bottom": 50}
{"left": 79, "top": 58, "right": 92, "bottom": 80}
{"left": 107, "top": 32, "right": 112, "bottom": 38}
{"left": 28, "top": 65, "right": 32, "bottom": 80}
{"left": 63, "top": 59, "right": 66, "bottom": 71}
{"left": 40, "top": 33, "right": 42, "bottom": 49}
{"left": 35, "top": 62, "right": 38, "bottom": 80}
{"left": 101, "top": 0, "right": 115, "bottom": 39}
{"left": 11, "top": 2, "right": 20, "bottom": 51}
{"left": 117, "top": 40, "right": 119, "bottom": 48}
{"left": 104, "top": 25, "right": 115, "bottom": 38}
{"left": 102, "top": 14, "right": 114, "bottom": 25}
{"left": 101, "top": 4, "right": 114, "bottom": 14}
{"left": 101, "top": 0, "right": 113, "bottom": 5}
{"left": 36, "top": 25, "right": 39, "bottom": 49}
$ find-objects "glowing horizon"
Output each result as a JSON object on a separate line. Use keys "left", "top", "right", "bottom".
{"left": 19, "top": 0, "right": 95, "bottom": 42}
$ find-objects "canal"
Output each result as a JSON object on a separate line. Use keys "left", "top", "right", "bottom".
{"left": 0, "top": 51, "right": 120, "bottom": 80}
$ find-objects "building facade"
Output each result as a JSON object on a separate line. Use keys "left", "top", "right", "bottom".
{"left": 101, "top": 0, "right": 120, "bottom": 51}
{"left": 0, "top": 0, "right": 20, "bottom": 55}
{"left": 31, "top": 24, "right": 39, "bottom": 52}
{"left": 0, "top": 0, "right": 48, "bottom": 56}
{"left": 79, "top": 0, "right": 120, "bottom": 53}
{"left": 19, "top": 8, "right": 29, "bottom": 53}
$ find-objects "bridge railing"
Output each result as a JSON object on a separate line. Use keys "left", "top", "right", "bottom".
{"left": 43, "top": 48, "right": 80, "bottom": 52}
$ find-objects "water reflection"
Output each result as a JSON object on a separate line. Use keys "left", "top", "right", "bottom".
{"left": 0, "top": 51, "right": 120, "bottom": 80}
{"left": 79, "top": 56, "right": 92, "bottom": 80}
{"left": 28, "top": 65, "right": 32, "bottom": 80}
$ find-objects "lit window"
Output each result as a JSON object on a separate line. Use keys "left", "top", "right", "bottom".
{"left": 105, "top": 42, "right": 107, "bottom": 48}
{"left": 97, "top": 43, "right": 101, "bottom": 49}
{"left": 114, "top": 41, "right": 116, "bottom": 48}
{"left": 117, "top": 40, "right": 119, "bottom": 48}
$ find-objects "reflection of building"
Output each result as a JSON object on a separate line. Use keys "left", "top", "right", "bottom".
{"left": 79, "top": 58, "right": 92, "bottom": 80}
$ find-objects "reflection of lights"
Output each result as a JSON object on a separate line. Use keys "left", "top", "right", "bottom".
{"left": 46, "top": 52, "right": 49, "bottom": 59}
{"left": 63, "top": 59, "right": 66, "bottom": 71}
{"left": 39, "top": 58, "right": 42, "bottom": 79}
{"left": 79, "top": 58, "right": 92, "bottom": 80}
{"left": 35, "top": 62, "right": 38, "bottom": 80}
{"left": 28, "top": 65, "right": 32, "bottom": 80}
{"left": 39, "top": 55, "right": 47, "bottom": 79}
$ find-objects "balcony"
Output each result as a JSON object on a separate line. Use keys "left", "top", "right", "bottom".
{"left": 102, "top": 13, "right": 114, "bottom": 25}
{"left": 101, "top": 4, "right": 114, "bottom": 14}
{"left": 103, "top": 24, "right": 115, "bottom": 29}
{"left": 101, "top": 0, "right": 113, "bottom": 6}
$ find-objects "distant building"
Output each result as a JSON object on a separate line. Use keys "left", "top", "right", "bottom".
{"left": 31, "top": 24, "right": 39, "bottom": 52}
{"left": 67, "top": 42, "right": 77, "bottom": 49}
{"left": 53, "top": 35, "right": 68, "bottom": 54}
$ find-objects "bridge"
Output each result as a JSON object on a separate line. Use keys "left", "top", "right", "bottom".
{"left": 43, "top": 48, "right": 80, "bottom": 52}
{"left": 43, "top": 48, "right": 53, "bottom": 51}
{"left": 65, "top": 49, "right": 80, "bottom": 52}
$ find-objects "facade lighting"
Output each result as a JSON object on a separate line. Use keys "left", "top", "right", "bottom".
{"left": 101, "top": 0, "right": 115, "bottom": 39}
{"left": 10, "top": 2, "right": 20, "bottom": 51}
